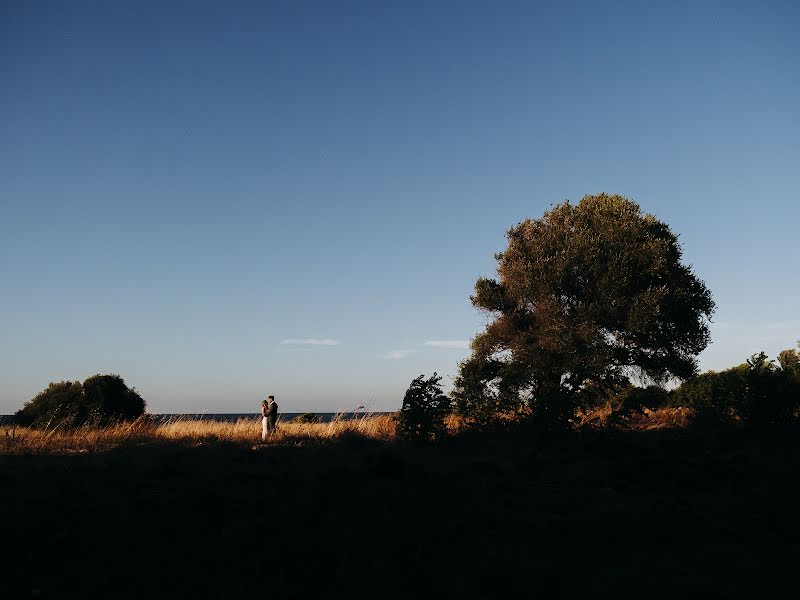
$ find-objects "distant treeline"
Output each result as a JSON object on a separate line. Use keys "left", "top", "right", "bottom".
{"left": 601, "top": 346, "right": 800, "bottom": 425}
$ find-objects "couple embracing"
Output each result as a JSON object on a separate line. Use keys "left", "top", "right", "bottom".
{"left": 261, "top": 395, "right": 278, "bottom": 440}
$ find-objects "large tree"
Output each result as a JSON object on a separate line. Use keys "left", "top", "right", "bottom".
{"left": 453, "top": 194, "right": 715, "bottom": 424}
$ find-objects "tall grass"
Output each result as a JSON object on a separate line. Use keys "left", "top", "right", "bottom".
{"left": 0, "top": 413, "right": 400, "bottom": 455}
{"left": 576, "top": 404, "right": 694, "bottom": 430}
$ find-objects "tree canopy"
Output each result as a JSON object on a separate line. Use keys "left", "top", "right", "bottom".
{"left": 453, "top": 193, "right": 715, "bottom": 424}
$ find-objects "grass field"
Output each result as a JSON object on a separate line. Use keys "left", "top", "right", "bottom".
{"left": 2, "top": 410, "right": 799, "bottom": 598}
{"left": 0, "top": 413, "right": 400, "bottom": 454}
{"left": 0, "top": 407, "right": 694, "bottom": 455}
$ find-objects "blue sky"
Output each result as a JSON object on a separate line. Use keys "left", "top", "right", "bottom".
{"left": 1, "top": 1, "right": 798, "bottom": 414}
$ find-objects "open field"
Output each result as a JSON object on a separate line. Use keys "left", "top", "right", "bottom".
{"left": 0, "top": 413, "right": 401, "bottom": 455}
{"left": 3, "top": 413, "right": 799, "bottom": 598}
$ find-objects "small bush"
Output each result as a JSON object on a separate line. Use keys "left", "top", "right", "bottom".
{"left": 293, "top": 412, "right": 320, "bottom": 424}
{"left": 398, "top": 373, "right": 452, "bottom": 441}
{"left": 15, "top": 374, "right": 145, "bottom": 427}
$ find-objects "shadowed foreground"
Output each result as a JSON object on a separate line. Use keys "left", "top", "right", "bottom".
{"left": 3, "top": 424, "right": 799, "bottom": 599}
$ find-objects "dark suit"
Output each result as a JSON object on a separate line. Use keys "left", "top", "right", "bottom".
{"left": 267, "top": 401, "right": 278, "bottom": 433}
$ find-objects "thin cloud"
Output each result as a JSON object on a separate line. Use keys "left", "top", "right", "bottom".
{"left": 281, "top": 338, "right": 340, "bottom": 346}
{"left": 384, "top": 350, "right": 415, "bottom": 360}
{"left": 424, "top": 340, "right": 470, "bottom": 349}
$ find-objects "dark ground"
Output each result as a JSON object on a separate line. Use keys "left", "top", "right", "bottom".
{"left": 3, "top": 426, "right": 800, "bottom": 599}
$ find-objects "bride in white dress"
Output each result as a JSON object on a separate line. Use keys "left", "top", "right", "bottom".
{"left": 260, "top": 399, "right": 269, "bottom": 441}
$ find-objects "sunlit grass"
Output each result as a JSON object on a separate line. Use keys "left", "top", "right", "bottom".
{"left": 576, "top": 404, "right": 693, "bottom": 430}
{"left": 0, "top": 407, "right": 694, "bottom": 455}
{"left": 0, "top": 413, "right": 401, "bottom": 454}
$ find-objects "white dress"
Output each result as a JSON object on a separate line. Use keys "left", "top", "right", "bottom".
{"left": 261, "top": 415, "right": 268, "bottom": 440}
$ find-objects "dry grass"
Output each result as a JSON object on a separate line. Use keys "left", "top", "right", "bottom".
{"left": 0, "top": 406, "right": 695, "bottom": 455}
{"left": 576, "top": 403, "right": 694, "bottom": 430}
{"left": 0, "top": 413, "right": 401, "bottom": 455}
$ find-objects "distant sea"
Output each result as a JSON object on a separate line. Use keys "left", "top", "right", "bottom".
{"left": 0, "top": 412, "right": 395, "bottom": 426}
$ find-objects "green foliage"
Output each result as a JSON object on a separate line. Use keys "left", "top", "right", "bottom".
{"left": 398, "top": 373, "right": 451, "bottom": 441}
{"left": 454, "top": 194, "right": 714, "bottom": 425}
{"left": 778, "top": 346, "right": 800, "bottom": 376}
{"left": 82, "top": 374, "right": 145, "bottom": 421}
{"left": 451, "top": 354, "right": 523, "bottom": 427}
{"left": 14, "top": 381, "right": 84, "bottom": 427}
{"left": 671, "top": 348, "right": 800, "bottom": 424}
{"left": 15, "top": 374, "right": 145, "bottom": 427}
{"left": 669, "top": 367, "right": 745, "bottom": 421}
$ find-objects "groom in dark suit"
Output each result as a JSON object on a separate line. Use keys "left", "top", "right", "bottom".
{"left": 266, "top": 395, "right": 279, "bottom": 434}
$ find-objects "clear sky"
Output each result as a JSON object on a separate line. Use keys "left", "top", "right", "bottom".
{"left": 1, "top": 0, "right": 798, "bottom": 414}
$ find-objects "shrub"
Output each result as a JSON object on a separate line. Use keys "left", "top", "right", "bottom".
{"left": 14, "top": 381, "right": 84, "bottom": 427}
{"left": 15, "top": 374, "right": 145, "bottom": 427}
{"left": 612, "top": 385, "right": 670, "bottom": 414}
{"left": 671, "top": 349, "right": 800, "bottom": 424}
{"left": 398, "top": 373, "right": 452, "bottom": 441}
{"left": 669, "top": 367, "right": 745, "bottom": 422}
{"left": 737, "top": 352, "right": 799, "bottom": 424}
{"left": 293, "top": 412, "right": 321, "bottom": 424}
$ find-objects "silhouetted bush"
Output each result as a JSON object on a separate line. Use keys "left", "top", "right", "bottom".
{"left": 14, "top": 381, "right": 84, "bottom": 427}
{"left": 669, "top": 367, "right": 743, "bottom": 422}
{"left": 610, "top": 385, "right": 670, "bottom": 418}
{"left": 398, "top": 373, "right": 451, "bottom": 441}
{"left": 737, "top": 352, "right": 800, "bottom": 424}
{"left": 15, "top": 374, "right": 145, "bottom": 427}
{"left": 293, "top": 412, "right": 320, "bottom": 424}
{"left": 671, "top": 349, "right": 800, "bottom": 424}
